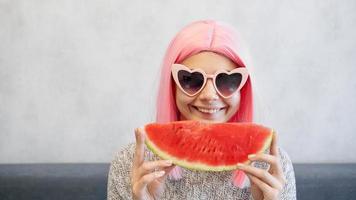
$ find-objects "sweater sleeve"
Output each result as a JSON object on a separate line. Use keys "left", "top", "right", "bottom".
{"left": 278, "top": 147, "right": 297, "bottom": 200}
{"left": 107, "top": 143, "right": 135, "bottom": 200}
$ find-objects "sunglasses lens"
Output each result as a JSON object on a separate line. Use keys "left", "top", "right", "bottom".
{"left": 216, "top": 73, "right": 242, "bottom": 97}
{"left": 178, "top": 70, "right": 204, "bottom": 95}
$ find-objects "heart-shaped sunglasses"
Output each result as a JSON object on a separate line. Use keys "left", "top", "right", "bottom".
{"left": 171, "top": 64, "right": 249, "bottom": 98}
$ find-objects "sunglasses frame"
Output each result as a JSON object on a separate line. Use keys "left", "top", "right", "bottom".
{"left": 171, "top": 64, "right": 249, "bottom": 98}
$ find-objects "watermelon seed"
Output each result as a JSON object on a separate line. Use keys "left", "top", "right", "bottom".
{"left": 212, "top": 147, "right": 216, "bottom": 153}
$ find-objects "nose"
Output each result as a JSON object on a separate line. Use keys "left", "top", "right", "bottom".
{"left": 198, "top": 79, "right": 219, "bottom": 101}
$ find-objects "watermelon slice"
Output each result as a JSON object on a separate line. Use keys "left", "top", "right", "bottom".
{"left": 144, "top": 120, "right": 274, "bottom": 171}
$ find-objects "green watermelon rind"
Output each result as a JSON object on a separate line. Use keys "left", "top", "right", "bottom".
{"left": 144, "top": 127, "right": 274, "bottom": 172}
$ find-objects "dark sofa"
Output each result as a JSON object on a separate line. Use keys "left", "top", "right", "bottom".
{"left": 0, "top": 163, "right": 355, "bottom": 200}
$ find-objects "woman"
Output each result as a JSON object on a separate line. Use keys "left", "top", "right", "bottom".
{"left": 107, "top": 20, "right": 296, "bottom": 200}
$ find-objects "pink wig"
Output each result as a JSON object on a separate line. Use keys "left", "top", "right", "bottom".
{"left": 156, "top": 20, "right": 254, "bottom": 188}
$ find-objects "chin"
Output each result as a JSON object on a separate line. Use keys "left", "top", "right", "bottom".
{"left": 201, "top": 119, "right": 225, "bottom": 123}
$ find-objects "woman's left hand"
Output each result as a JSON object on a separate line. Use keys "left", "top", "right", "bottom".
{"left": 236, "top": 133, "right": 286, "bottom": 200}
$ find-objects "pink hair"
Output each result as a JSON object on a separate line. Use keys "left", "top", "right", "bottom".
{"left": 155, "top": 20, "right": 254, "bottom": 188}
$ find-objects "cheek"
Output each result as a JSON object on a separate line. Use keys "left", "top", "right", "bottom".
{"left": 175, "top": 87, "right": 195, "bottom": 112}
{"left": 225, "top": 92, "right": 241, "bottom": 112}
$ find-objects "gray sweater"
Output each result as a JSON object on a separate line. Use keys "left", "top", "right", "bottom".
{"left": 107, "top": 143, "right": 296, "bottom": 200}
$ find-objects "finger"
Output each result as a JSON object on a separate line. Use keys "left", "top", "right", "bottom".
{"left": 246, "top": 173, "right": 277, "bottom": 194}
{"left": 156, "top": 165, "right": 176, "bottom": 182}
{"left": 134, "top": 170, "right": 166, "bottom": 190}
{"left": 138, "top": 160, "right": 173, "bottom": 177}
{"left": 248, "top": 153, "right": 277, "bottom": 166}
{"left": 248, "top": 153, "right": 284, "bottom": 177}
{"left": 164, "top": 164, "right": 176, "bottom": 173}
{"left": 237, "top": 163, "right": 283, "bottom": 190}
{"left": 269, "top": 132, "right": 284, "bottom": 176}
{"left": 270, "top": 131, "right": 279, "bottom": 156}
{"left": 133, "top": 128, "right": 145, "bottom": 168}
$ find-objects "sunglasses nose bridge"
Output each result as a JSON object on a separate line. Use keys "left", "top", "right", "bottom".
{"left": 205, "top": 74, "right": 220, "bottom": 92}
{"left": 198, "top": 77, "right": 219, "bottom": 100}
{"left": 205, "top": 75, "right": 215, "bottom": 86}
{"left": 205, "top": 74, "right": 215, "bottom": 79}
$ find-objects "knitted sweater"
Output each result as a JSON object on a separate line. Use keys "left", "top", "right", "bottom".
{"left": 107, "top": 143, "right": 296, "bottom": 200}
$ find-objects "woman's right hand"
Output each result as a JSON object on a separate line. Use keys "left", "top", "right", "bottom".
{"left": 131, "top": 128, "right": 175, "bottom": 200}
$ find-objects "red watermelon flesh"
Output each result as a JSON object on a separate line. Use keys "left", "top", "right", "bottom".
{"left": 144, "top": 120, "right": 274, "bottom": 171}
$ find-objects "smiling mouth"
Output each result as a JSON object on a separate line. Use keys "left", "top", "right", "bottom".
{"left": 192, "top": 106, "right": 225, "bottom": 114}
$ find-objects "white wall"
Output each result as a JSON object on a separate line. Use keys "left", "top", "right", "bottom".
{"left": 1, "top": 0, "right": 355, "bottom": 163}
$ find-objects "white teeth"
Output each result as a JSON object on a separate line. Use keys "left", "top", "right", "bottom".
{"left": 197, "top": 107, "right": 220, "bottom": 114}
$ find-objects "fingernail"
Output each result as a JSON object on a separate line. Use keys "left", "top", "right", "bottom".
{"left": 155, "top": 171, "right": 165, "bottom": 177}
{"left": 248, "top": 154, "right": 256, "bottom": 159}
{"left": 237, "top": 163, "right": 244, "bottom": 168}
{"left": 164, "top": 160, "right": 173, "bottom": 165}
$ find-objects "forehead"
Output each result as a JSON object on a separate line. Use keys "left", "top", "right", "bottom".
{"left": 180, "top": 51, "right": 237, "bottom": 74}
